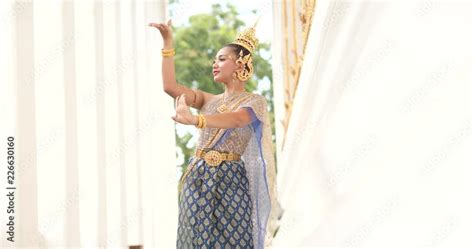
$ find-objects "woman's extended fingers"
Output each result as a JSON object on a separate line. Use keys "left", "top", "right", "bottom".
{"left": 148, "top": 22, "right": 170, "bottom": 28}
{"left": 148, "top": 23, "right": 159, "bottom": 28}
{"left": 172, "top": 94, "right": 191, "bottom": 124}
{"left": 179, "top": 94, "right": 187, "bottom": 106}
{"left": 148, "top": 22, "right": 165, "bottom": 31}
{"left": 172, "top": 95, "right": 180, "bottom": 122}
{"left": 175, "top": 94, "right": 180, "bottom": 108}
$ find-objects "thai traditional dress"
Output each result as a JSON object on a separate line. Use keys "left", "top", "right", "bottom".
{"left": 176, "top": 92, "right": 280, "bottom": 249}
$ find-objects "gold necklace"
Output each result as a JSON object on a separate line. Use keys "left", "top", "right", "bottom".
{"left": 216, "top": 91, "right": 246, "bottom": 113}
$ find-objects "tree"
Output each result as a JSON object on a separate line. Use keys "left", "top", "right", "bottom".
{"left": 169, "top": 3, "right": 275, "bottom": 171}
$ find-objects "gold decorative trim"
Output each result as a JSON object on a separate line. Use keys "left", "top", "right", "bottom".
{"left": 281, "top": 0, "right": 316, "bottom": 148}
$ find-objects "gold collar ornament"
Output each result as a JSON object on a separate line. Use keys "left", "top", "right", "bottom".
{"left": 217, "top": 91, "right": 246, "bottom": 113}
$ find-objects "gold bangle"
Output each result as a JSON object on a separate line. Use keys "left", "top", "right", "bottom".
{"left": 162, "top": 52, "right": 175, "bottom": 57}
{"left": 194, "top": 114, "right": 202, "bottom": 128}
{"left": 201, "top": 114, "right": 206, "bottom": 128}
{"left": 199, "top": 114, "right": 205, "bottom": 128}
{"left": 195, "top": 114, "right": 206, "bottom": 129}
{"left": 161, "top": 48, "right": 175, "bottom": 57}
{"left": 162, "top": 48, "right": 175, "bottom": 53}
{"left": 198, "top": 115, "right": 203, "bottom": 128}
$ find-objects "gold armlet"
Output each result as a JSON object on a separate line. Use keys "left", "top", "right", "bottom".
{"left": 190, "top": 90, "right": 197, "bottom": 108}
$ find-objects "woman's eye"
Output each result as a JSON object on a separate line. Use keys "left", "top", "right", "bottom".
{"left": 212, "top": 58, "right": 225, "bottom": 65}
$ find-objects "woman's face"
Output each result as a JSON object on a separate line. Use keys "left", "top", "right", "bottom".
{"left": 212, "top": 47, "right": 241, "bottom": 83}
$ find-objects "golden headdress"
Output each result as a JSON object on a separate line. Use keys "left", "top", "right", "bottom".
{"left": 230, "top": 19, "right": 260, "bottom": 81}
{"left": 231, "top": 20, "right": 259, "bottom": 53}
{"left": 232, "top": 26, "right": 258, "bottom": 53}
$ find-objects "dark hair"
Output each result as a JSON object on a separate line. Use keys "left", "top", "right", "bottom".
{"left": 224, "top": 44, "right": 252, "bottom": 72}
{"left": 225, "top": 43, "right": 251, "bottom": 57}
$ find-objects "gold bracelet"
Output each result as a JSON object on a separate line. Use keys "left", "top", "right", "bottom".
{"left": 194, "top": 114, "right": 206, "bottom": 129}
{"left": 199, "top": 114, "right": 205, "bottom": 128}
{"left": 194, "top": 114, "right": 202, "bottom": 128}
{"left": 161, "top": 48, "right": 175, "bottom": 57}
{"left": 162, "top": 48, "right": 174, "bottom": 53}
{"left": 201, "top": 114, "right": 207, "bottom": 128}
{"left": 162, "top": 51, "right": 175, "bottom": 56}
{"left": 162, "top": 52, "right": 175, "bottom": 57}
{"left": 198, "top": 115, "right": 204, "bottom": 128}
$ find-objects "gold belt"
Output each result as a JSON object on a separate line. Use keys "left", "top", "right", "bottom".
{"left": 195, "top": 149, "right": 241, "bottom": 167}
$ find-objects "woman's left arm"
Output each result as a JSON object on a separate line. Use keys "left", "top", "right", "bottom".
{"left": 171, "top": 94, "right": 253, "bottom": 129}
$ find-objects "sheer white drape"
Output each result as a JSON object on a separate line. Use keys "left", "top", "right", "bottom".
{"left": 273, "top": 0, "right": 473, "bottom": 247}
{"left": 0, "top": 0, "right": 178, "bottom": 248}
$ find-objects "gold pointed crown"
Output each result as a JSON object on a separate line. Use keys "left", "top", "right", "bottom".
{"left": 231, "top": 20, "right": 259, "bottom": 53}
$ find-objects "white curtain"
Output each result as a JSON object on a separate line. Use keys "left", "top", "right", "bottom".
{"left": 273, "top": 0, "right": 473, "bottom": 247}
{"left": 0, "top": 0, "right": 178, "bottom": 248}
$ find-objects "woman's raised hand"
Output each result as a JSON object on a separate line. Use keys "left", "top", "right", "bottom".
{"left": 172, "top": 94, "right": 198, "bottom": 126}
{"left": 148, "top": 19, "right": 173, "bottom": 47}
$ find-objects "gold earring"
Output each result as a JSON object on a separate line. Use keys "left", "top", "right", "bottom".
{"left": 235, "top": 51, "right": 253, "bottom": 81}
{"left": 235, "top": 50, "right": 244, "bottom": 65}
{"left": 236, "top": 59, "right": 253, "bottom": 81}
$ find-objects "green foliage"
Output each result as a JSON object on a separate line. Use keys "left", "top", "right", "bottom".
{"left": 170, "top": 3, "right": 275, "bottom": 170}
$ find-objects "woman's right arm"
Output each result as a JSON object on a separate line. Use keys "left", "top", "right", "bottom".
{"left": 149, "top": 19, "right": 213, "bottom": 110}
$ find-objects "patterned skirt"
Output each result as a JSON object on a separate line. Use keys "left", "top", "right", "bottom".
{"left": 177, "top": 157, "right": 254, "bottom": 248}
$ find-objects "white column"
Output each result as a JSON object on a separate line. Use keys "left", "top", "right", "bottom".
{"left": 118, "top": 0, "right": 141, "bottom": 245}
{"left": 134, "top": 0, "right": 153, "bottom": 247}
{"left": 63, "top": 0, "right": 81, "bottom": 246}
{"left": 271, "top": 0, "right": 286, "bottom": 164}
{"left": 144, "top": 0, "right": 179, "bottom": 247}
{"left": 34, "top": 0, "right": 68, "bottom": 246}
{"left": 75, "top": 0, "right": 99, "bottom": 247}
{"left": 102, "top": 1, "right": 126, "bottom": 247}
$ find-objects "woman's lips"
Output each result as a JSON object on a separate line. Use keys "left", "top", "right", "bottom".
{"left": 213, "top": 71, "right": 220, "bottom": 76}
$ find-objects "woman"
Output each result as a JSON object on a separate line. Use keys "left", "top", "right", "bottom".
{"left": 149, "top": 19, "right": 279, "bottom": 249}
